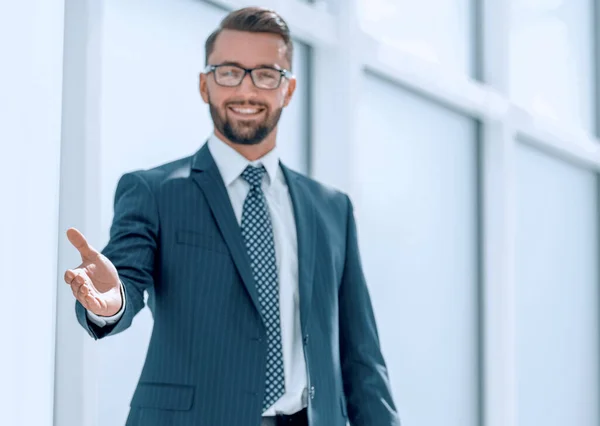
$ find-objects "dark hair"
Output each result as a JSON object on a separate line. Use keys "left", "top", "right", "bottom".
{"left": 205, "top": 7, "right": 293, "bottom": 70}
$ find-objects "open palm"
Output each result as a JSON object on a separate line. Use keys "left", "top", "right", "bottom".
{"left": 64, "top": 228, "right": 122, "bottom": 317}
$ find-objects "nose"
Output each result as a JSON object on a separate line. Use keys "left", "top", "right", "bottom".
{"left": 236, "top": 71, "right": 257, "bottom": 93}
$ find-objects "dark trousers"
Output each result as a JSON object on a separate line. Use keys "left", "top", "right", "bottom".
{"left": 262, "top": 408, "right": 308, "bottom": 426}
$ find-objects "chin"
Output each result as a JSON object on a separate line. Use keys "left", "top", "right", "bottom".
{"left": 229, "top": 124, "right": 270, "bottom": 143}
{"left": 222, "top": 129, "right": 264, "bottom": 146}
{"left": 234, "top": 140, "right": 264, "bottom": 146}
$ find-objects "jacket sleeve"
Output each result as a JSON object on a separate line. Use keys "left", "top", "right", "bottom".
{"left": 75, "top": 171, "right": 159, "bottom": 340}
{"left": 338, "top": 195, "right": 401, "bottom": 425}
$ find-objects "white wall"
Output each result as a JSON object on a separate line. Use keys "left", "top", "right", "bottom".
{"left": 54, "top": 1, "right": 104, "bottom": 425}
{"left": 355, "top": 76, "right": 480, "bottom": 426}
{"left": 509, "top": 0, "right": 594, "bottom": 132}
{"left": 515, "top": 144, "right": 599, "bottom": 426}
{"left": 0, "top": 1, "right": 65, "bottom": 425}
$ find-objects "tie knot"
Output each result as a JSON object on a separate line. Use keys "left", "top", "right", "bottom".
{"left": 241, "top": 165, "right": 266, "bottom": 189}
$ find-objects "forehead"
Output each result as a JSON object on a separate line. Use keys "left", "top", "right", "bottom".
{"left": 209, "top": 29, "right": 290, "bottom": 69}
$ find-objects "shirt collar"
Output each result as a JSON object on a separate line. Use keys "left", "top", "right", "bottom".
{"left": 207, "top": 133, "right": 280, "bottom": 188}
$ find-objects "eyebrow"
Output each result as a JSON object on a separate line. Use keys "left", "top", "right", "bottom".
{"left": 216, "top": 61, "right": 284, "bottom": 70}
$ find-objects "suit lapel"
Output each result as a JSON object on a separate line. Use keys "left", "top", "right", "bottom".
{"left": 281, "top": 164, "right": 316, "bottom": 332}
{"left": 190, "top": 144, "right": 263, "bottom": 322}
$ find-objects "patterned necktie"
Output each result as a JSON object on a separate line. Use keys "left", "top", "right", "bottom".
{"left": 240, "top": 165, "right": 285, "bottom": 411}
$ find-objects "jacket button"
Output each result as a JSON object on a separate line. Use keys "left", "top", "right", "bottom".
{"left": 303, "top": 335, "right": 309, "bottom": 345}
{"left": 309, "top": 386, "right": 315, "bottom": 399}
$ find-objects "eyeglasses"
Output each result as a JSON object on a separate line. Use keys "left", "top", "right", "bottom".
{"left": 204, "top": 64, "right": 293, "bottom": 90}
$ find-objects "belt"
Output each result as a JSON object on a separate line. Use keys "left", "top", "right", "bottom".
{"left": 261, "top": 408, "right": 308, "bottom": 426}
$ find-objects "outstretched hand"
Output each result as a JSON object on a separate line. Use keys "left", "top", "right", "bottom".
{"left": 64, "top": 228, "right": 122, "bottom": 317}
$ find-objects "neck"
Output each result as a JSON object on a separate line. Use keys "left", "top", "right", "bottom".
{"left": 214, "top": 128, "right": 277, "bottom": 161}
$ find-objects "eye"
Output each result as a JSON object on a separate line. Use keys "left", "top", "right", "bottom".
{"left": 217, "top": 66, "right": 243, "bottom": 78}
{"left": 255, "top": 69, "right": 279, "bottom": 80}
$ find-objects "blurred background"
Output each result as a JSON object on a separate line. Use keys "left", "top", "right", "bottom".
{"left": 2, "top": 0, "right": 600, "bottom": 425}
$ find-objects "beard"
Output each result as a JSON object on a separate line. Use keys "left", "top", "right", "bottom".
{"left": 209, "top": 97, "right": 283, "bottom": 146}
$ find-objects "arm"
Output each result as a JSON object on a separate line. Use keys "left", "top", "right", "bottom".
{"left": 75, "top": 172, "right": 159, "bottom": 339}
{"left": 338, "top": 196, "right": 401, "bottom": 426}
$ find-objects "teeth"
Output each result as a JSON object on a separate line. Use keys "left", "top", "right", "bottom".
{"left": 231, "top": 107, "right": 261, "bottom": 115}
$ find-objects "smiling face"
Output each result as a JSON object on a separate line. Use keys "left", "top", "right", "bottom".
{"left": 199, "top": 29, "right": 296, "bottom": 148}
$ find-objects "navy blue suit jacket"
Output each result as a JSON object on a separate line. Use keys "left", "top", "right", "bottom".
{"left": 76, "top": 143, "right": 401, "bottom": 426}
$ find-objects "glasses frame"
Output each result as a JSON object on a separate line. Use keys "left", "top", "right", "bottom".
{"left": 204, "top": 64, "right": 294, "bottom": 90}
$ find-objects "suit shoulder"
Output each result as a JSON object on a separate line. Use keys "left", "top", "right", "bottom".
{"left": 288, "top": 169, "right": 350, "bottom": 209}
{"left": 123, "top": 154, "right": 195, "bottom": 189}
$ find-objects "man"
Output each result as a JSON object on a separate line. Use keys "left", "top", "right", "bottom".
{"left": 64, "top": 7, "right": 400, "bottom": 426}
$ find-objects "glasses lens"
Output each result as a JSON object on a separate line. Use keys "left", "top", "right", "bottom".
{"left": 251, "top": 68, "right": 281, "bottom": 89}
{"left": 214, "top": 65, "right": 245, "bottom": 86}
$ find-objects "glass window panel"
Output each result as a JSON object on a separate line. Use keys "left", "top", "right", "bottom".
{"left": 357, "top": 0, "right": 475, "bottom": 76}
{"left": 515, "top": 144, "right": 599, "bottom": 426}
{"left": 509, "top": 0, "right": 594, "bottom": 131}
{"left": 355, "top": 73, "right": 480, "bottom": 426}
{"left": 277, "top": 41, "right": 310, "bottom": 173}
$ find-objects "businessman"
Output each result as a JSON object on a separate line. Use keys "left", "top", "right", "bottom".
{"left": 64, "top": 7, "right": 400, "bottom": 426}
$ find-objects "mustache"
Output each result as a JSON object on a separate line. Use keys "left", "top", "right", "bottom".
{"left": 226, "top": 100, "right": 268, "bottom": 109}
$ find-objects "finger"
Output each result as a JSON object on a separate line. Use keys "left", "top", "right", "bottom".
{"left": 72, "top": 284, "right": 86, "bottom": 302}
{"left": 68, "top": 271, "right": 93, "bottom": 307}
{"left": 84, "top": 294, "right": 102, "bottom": 312}
{"left": 72, "top": 282, "right": 96, "bottom": 311}
{"left": 74, "top": 270, "right": 97, "bottom": 296}
{"left": 79, "top": 286, "right": 104, "bottom": 315}
{"left": 64, "top": 268, "right": 84, "bottom": 285}
{"left": 66, "top": 228, "right": 99, "bottom": 261}
{"left": 71, "top": 283, "right": 88, "bottom": 307}
{"left": 77, "top": 283, "right": 91, "bottom": 299}
{"left": 64, "top": 269, "right": 76, "bottom": 285}
{"left": 65, "top": 268, "right": 86, "bottom": 290}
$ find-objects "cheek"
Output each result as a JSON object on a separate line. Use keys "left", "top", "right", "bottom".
{"left": 206, "top": 85, "right": 229, "bottom": 106}
{"left": 269, "top": 93, "right": 287, "bottom": 110}
{"left": 207, "top": 91, "right": 223, "bottom": 106}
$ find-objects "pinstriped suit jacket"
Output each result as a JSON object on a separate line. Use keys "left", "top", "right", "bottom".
{"left": 75, "top": 143, "right": 401, "bottom": 426}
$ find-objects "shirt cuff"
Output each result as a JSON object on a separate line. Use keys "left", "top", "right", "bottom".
{"left": 86, "top": 282, "right": 126, "bottom": 327}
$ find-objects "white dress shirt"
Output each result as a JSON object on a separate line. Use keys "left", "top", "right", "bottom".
{"left": 87, "top": 133, "right": 308, "bottom": 415}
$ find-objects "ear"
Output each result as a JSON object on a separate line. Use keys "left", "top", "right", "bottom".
{"left": 282, "top": 76, "right": 296, "bottom": 108}
{"left": 199, "top": 73, "right": 209, "bottom": 104}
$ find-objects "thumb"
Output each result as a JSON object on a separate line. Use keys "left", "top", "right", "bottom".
{"left": 66, "top": 228, "right": 99, "bottom": 261}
